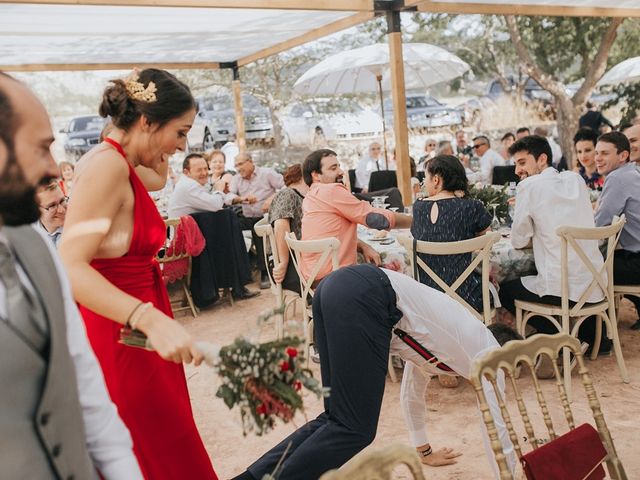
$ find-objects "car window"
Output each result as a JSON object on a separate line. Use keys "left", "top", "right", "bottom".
{"left": 69, "top": 116, "right": 104, "bottom": 132}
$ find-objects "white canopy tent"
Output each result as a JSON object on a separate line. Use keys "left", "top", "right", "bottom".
{"left": 1, "top": 0, "right": 638, "bottom": 202}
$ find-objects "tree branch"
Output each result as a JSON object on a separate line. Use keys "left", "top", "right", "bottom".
{"left": 504, "top": 15, "right": 567, "bottom": 99}
{"left": 573, "top": 18, "right": 624, "bottom": 106}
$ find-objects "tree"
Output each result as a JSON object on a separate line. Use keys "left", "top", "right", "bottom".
{"left": 505, "top": 16, "right": 623, "bottom": 168}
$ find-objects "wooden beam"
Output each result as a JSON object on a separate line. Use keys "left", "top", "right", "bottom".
{"left": 0, "top": 0, "right": 374, "bottom": 11}
{"left": 388, "top": 30, "right": 412, "bottom": 205}
{"left": 232, "top": 79, "right": 247, "bottom": 153}
{"left": 0, "top": 62, "right": 220, "bottom": 72}
{"left": 237, "top": 11, "right": 374, "bottom": 67}
{"left": 415, "top": 0, "right": 640, "bottom": 18}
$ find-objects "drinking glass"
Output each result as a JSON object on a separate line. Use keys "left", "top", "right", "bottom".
{"left": 489, "top": 203, "right": 501, "bottom": 230}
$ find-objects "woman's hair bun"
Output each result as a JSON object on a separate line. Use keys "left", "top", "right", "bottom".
{"left": 98, "top": 79, "right": 139, "bottom": 129}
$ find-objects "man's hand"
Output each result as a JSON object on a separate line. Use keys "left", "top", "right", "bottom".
{"left": 359, "top": 242, "right": 381, "bottom": 266}
{"left": 243, "top": 195, "right": 258, "bottom": 204}
{"left": 261, "top": 195, "right": 274, "bottom": 213}
{"left": 419, "top": 447, "right": 462, "bottom": 467}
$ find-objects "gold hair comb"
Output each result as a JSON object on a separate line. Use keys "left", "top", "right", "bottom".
{"left": 124, "top": 71, "right": 157, "bottom": 103}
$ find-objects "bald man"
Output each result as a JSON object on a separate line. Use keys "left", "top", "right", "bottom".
{"left": 0, "top": 72, "right": 142, "bottom": 479}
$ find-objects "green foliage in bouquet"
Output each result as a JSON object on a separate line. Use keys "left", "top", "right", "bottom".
{"left": 215, "top": 336, "right": 328, "bottom": 436}
{"left": 467, "top": 184, "right": 510, "bottom": 224}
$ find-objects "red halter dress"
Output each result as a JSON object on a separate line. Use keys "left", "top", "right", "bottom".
{"left": 78, "top": 138, "right": 217, "bottom": 479}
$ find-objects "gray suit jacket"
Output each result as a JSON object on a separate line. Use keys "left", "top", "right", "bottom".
{"left": 0, "top": 225, "right": 95, "bottom": 480}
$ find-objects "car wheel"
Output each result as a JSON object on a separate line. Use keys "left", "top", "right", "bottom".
{"left": 203, "top": 128, "right": 215, "bottom": 151}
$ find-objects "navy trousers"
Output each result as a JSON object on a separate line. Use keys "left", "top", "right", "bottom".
{"left": 241, "top": 264, "right": 403, "bottom": 480}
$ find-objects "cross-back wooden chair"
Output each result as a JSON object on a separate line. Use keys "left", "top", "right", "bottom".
{"left": 254, "top": 215, "right": 299, "bottom": 339}
{"left": 156, "top": 218, "right": 198, "bottom": 318}
{"left": 319, "top": 443, "right": 426, "bottom": 480}
{"left": 470, "top": 333, "right": 627, "bottom": 480}
{"left": 515, "top": 215, "right": 629, "bottom": 401}
{"left": 398, "top": 231, "right": 500, "bottom": 325}
{"left": 285, "top": 232, "right": 340, "bottom": 364}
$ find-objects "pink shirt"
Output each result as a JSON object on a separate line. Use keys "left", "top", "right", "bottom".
{"left": 230, "top": 166, "right": 284, "bottom": 218}
{"left": 300, "top": 183, "right": 396, "bottom": 281}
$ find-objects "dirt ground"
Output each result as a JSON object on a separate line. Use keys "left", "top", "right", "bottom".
{"left": 177, "top": 283, "right": 640, "bottom": 480}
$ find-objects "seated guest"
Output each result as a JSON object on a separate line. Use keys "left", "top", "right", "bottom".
{"left": 499, "top": 132, "right": 515, "bottom": 161}
{"left": 515, "top": 127, "right": 530, "bottom": 140}
{"left": 355, "top": 142, "right": 395, "bottom": 192}
{"left": 33, "top": 180, "right": 68, "bottom": 247}
{"left": 411, "top": 155, "right": 492, "bottom": 313}
{"left": 207, "top": 149, "right": 234, "bottom": 192}
{"left": 622, "top": 123, "right": 640, "bottom": 165}
{"left": 220, "top": 134, "right": 239, "bottom": 171}
{"left": 579, "top": 101, "right": 613, "bottom": 134}
{"left": 232, "top": 264, "right": 517, "bottom": 480}
{"left": 533, "top": 126, "right": 562, "bottom": 168}
{"left": 230, "top": 152, "right": 285, "bottom": 289}
{"left": 455, "top": 130, "right": 472, "bottom": 157}
{"left": 468, "top": 135, "right": 505, "bottom": 184}
{"left": 58, "top": 160, "right": 74, "bottom": 196}
{"left": 594, "top": 132, "right": 640, "bottom": 328}
{"left": 418, "top": 138, "right": 437, "bottom": 169}
{"left": 499, "top": 135, "right": 607, "bottom": 354}
{"left": 268, "top": 164, "right": 308, "bottom": 294}
{"left": 573, "top": 127, "right": 603, "bottom": 190}
{"left": 436, "top": 140, "right": 454, "bottom": 157}
{"left": 300, "top": 149, "right": 412, "bottom": 282}
{"left": 168, "top": 153, "right": 238, "bottom": 218}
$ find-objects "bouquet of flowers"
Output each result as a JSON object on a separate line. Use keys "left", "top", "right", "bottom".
{"left": 120, "top": 308, "right": 327, "bottom": 437}
{"left": 215, "top": 336, "right": 327, "bottom": 436}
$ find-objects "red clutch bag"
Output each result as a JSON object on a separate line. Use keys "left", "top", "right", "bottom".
{"left": 521, "top": 423, "right": 607, "bottom": 480}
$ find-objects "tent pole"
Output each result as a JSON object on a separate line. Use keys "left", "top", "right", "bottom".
{"left": 231, "top": 65, "right": 247, "bottom": 153}
{"left": 376, "top": 74, "right": 389, "bottom": 169}
{"left": 386, "top": 11, "right": 411, "bottom": 205}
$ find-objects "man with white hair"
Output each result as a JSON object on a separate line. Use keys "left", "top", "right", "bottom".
{"left": 355, "top": 142, "right": 393, "bottom": 193}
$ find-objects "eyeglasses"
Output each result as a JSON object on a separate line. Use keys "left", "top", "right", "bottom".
{"left": 472, "top": 143, "right": 487, "bottom": 149}
{"left": 427, "top": 144, "right": 436, "bottom": 147}
{"left": 370, "top": 147, "right": 381, "bottom": 151}
{"left": 42, "top": 196, "right": 69, "bottom": 212}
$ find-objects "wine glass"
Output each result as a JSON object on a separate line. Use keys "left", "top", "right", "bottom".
{"left": 488, "top": 203, "right": 501, "bottom": 230}
{"left": 389, "top": 207, "right": 399, "bottom": 212}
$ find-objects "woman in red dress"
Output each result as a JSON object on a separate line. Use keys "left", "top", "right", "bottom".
{"left": 60, "top": 69, "right": 217, "bottom": 479}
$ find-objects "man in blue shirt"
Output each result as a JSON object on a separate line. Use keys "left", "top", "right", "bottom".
{"left": 595, "top": 132, "right": 640, "bottom": 328}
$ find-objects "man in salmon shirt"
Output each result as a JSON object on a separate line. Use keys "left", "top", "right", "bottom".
{"left": 299, "top": 149, "right": 412, "bottom": 282}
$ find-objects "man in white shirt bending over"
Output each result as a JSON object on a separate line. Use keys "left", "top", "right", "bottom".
{"left": 498, "top": 135, "right": 607, "bottom": 356}
{"left": 168, "top": 153, "right": 240, "bottom": 218}
{"left": 235, "top": 264, "right": 516, "bottom": 480}
{"left": 469, "top": 135, "right": 505, "bottom": 185}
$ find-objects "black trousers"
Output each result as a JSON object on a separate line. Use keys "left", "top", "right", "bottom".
{"left": 241, "top": 264, "right": 402, "bottom": 480}
{"left": 238, "top": 215, "right": 266, "bottom": 274}
{"left": 613, "top": 249, "right": 640, "bottom": 316}
{"left": 499, "top": 278, "right": 600, "bottom": 345}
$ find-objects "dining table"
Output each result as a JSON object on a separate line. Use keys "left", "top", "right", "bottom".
{"left": 357, "top": 225, "right": 536, "bottom": 287}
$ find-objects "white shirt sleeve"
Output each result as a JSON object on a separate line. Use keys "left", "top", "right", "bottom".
{"left": 355, "top": 156, "right": 373, "bottom": 189}
{"left": 44, "top": 236, "right": 143, "bottom": 480}
{"left": 510, "top": 182, "right": 534, "bottom": 249}
{"left": 184, "top": 181, "right": 225, "bottom": 212}
{"left": 399, "top": 361, "right": 431, "bottom": 447}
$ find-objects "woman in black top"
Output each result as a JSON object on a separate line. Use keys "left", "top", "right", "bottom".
{"left": 411, "top": 155, "right": 492, "bottom": 313}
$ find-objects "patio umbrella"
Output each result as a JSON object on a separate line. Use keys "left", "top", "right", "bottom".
{"left": 293, "top": 43, "right": 471, "bottom": 167}
{"left": 598, "top": 56, "right": 640, "bottom": 86}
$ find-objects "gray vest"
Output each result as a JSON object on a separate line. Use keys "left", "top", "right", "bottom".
{"left": 0, "top": 226, "right": 95, "bottom": 480}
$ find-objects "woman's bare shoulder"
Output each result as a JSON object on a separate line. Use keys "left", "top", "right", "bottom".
{"left": 75, "top": 144, "right": 130, "bottom": 182}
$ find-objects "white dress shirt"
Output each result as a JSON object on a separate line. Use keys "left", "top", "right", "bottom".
{"left": 548, "top": 136, "right": 563, "bottom": 168}
{"left": 168, "top": 175, "right": 233, "bottom": 218}
{"left": 469, "top": 148, "right": 506, "bottom": 185}
{"left": 355, "top": 154, "right": 395, "bottom": 190}
{"left": 0, "top": 229, "right": 143, "bottom": 479}
{"left": 511, "top": 167, "right": 604, "bottom": 302}
{"left": 220, "top": 142, "right": 239, "bottom": 172}
{"left": 383, "top": 268, "right": 516, "bottom": 479}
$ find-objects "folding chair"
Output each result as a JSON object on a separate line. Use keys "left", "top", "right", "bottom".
{"left": 470, "top": 333, "right": 627, "bottom": 480}
{"left": 254, "top": 214, "right": 299, "bottom": 339}
{"left": 285, "top": 232, "right": 340, "bottom": 364}
{"left": 156, "top": 218, "right": 198, "bottom": 318}
{"left": 398, "top": 232, "right": 500, "bottom": 325}
{"left": 515, "top": 215, "right": 629, "bottom": 401}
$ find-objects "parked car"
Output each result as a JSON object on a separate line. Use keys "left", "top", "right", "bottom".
{"left": 189, "top": 94, "right": 273, "bottom": 151}
{"left": 486, "top": 76, "right": 554, "bottom": 105}
{"left": 281, "top": 99, "right": 383, "bottom": 145}
{"left": 61, "top": 115, "right": 106, "bottom": 160}
{"left": 383, "top": 94, "right": 463, "bottom": 131}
